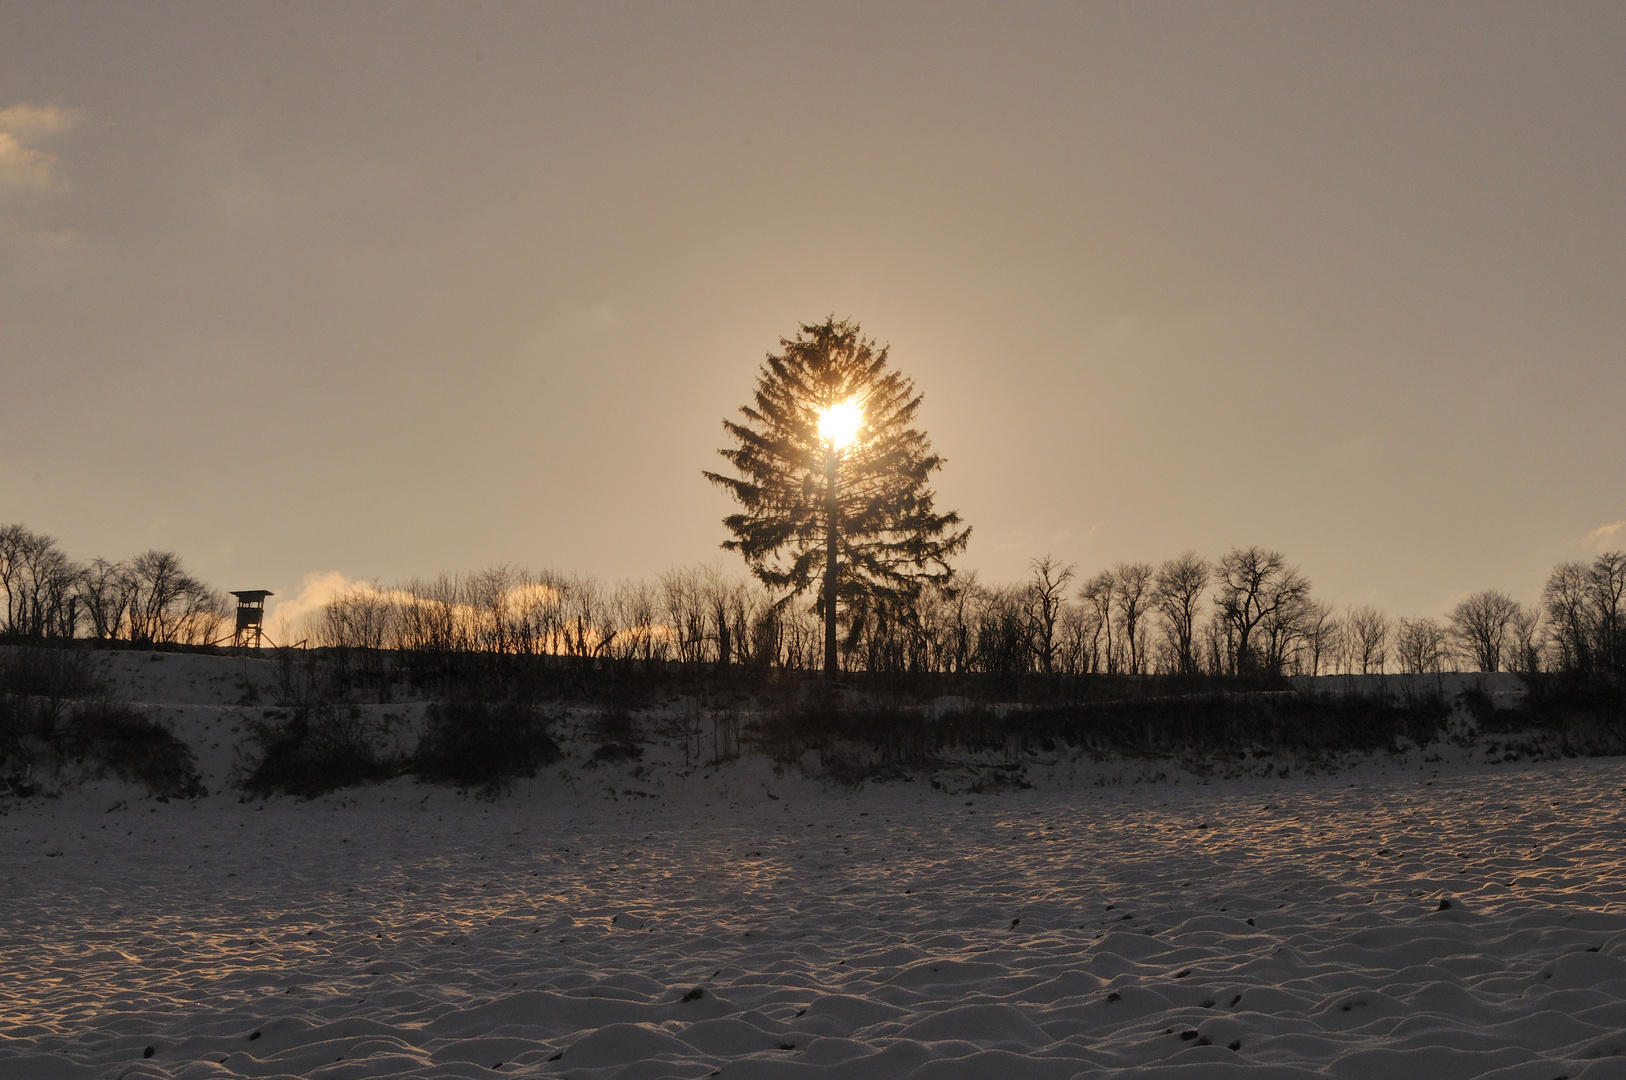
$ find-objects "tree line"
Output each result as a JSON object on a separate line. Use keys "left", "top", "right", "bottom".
{"left": 799, "top": 547, "right": 1612, "bottom": 681}
{"left": 312, "top": 545, "right": 1622, "bottom": 683}
{"left": 0, "top": 524, "right": 226, "bottom": 646}
{"left": 3, "top": 520, "right": 1620, "bottom": 686}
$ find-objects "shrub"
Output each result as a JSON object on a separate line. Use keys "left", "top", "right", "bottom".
{"left": 241, "top": 701, "right": 396, "bottom": 798}
{"left": 238, "top": 652, "right": 399, "bottom": 798}
{"left": 757, "top": 689, "right": 1454, "bottom": 782}
{"left": 66, "top": 702, "right": 207, "bottom": 800}
{"left": 0, "top": 646, "right": 102, "bottom": 741}
{"left": 591, "top": 707, "right": 642, "bottom": 761}
{"left": 1510, "top": 671, "right": 1626, "bottom": 753}
{"left": 0, "top": 651, "right": 203, "bottom": 800}
{"left": 0, "top": 693, "right": 33, "bottom": 793}
{"left": 412, "top": 698, "right": 560, "bottom": 793}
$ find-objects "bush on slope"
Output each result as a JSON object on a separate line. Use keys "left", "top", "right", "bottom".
{"left": 0, "top": 647, "right": 205, "bottom": 800}
{"left": 411, "top": 697, "right": 561, "bottom": 795}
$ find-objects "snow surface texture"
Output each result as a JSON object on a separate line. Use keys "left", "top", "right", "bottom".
{"left": 3, "top": 650, "right": 1625, "bottom": 1078}
{"left": 7, "top": 759, "right": 1626, "bottom": 1080}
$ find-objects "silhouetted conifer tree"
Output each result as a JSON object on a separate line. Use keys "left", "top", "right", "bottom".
{"left": 706, "top": 317, "right": 970, "bottom": 674}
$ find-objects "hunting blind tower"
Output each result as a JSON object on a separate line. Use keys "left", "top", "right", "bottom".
{"left": 230, "top": 590, "right": 273, "bottom": 650}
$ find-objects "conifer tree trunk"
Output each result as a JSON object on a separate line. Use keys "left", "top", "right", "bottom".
{"left": 824, "top": 448, "right": 839, "bottom": 676}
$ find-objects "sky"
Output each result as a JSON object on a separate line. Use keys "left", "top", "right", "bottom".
{"left": 1, "top": 2, "right": 1622, "bottom": 624}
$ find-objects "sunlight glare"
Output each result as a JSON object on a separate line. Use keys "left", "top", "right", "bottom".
{"left": 817, "top": 399, "right": 863, "bottom": 450}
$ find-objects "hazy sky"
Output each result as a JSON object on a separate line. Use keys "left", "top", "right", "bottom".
{"left": 2, "top": 2, "right": 1622, "bottom": 623}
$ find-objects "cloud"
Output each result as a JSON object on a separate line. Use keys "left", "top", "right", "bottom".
{"left": 265, "top": 571, "right": 362, "bottom": 643}
{"left": 0, "top": 132, "right": 58, "bottom": 193}
{"left": 261, "top": 573, "right": 580, "bottom": 649}
{"left": 1585, "top": 520, "right": 1626, "bottom": 551}
{"left": 0, "top": 104, "right": 82, "bottom": 196}
{"left": 0, "top": 104, "right": 82, "bottom": 140}
{"left": 264, "top": 572, "right": 435, "bottom": 643}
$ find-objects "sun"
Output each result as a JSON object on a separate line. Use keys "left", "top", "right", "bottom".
{"left": 817, "top": 399, "right": 863, "bottom": 450}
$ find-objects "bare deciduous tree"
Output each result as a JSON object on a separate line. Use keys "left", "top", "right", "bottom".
{"left": 1507, "top": 602, "right": 1546, "bottom": 675}
{"left": 1346, "top": 605, "right": 1391, "bottom": 675}
{"left": 701, "top": 570, "right": 753, "bottom": 668}
{"left": 1259, "top": 587, "right": 1315, "bottom": 676}
{"left": 1111, "top": 562, "right": 1156, "bottom": 675}
{"left": 1586, "top": 552, "right": 1626, "bottom": 677}
{"left": 78, "top": 557, "right": 137, "bottom": 642}
{"left": 1543, "top": 561, "right": 1593, "bottom": 673}
{"left": 1542, "top": 553, "right": 1626, "bottom": 678}
{"left": 971, "top": 584, "right": 1029, "bottom": 674}
{"left": 1299, "top": 600, "right": 1340, "bottom": 677}
{"left": 1447, "top": 589, "right": 1520, "bottom": 673}
{"left": 610, "top": 579, "right": 664, "bottom": 663}
{"left": 905, "top": 583, "right": 953, "bottom": 674}
{"left": 1078, "top": 570, "right": 1117, "bottom": 674}
{"left": 1395, "top": 616, "right": 1449, "bottom": 676}
{"left": 1201, "top": 610, "right": 1234, "bottom": 676}
{"left": 0, "top": 524, "right": 25, "bottom": 632}
{"left": 124, "top": 550, "right": 227, "bottom": 646}
{"left": 1026, "top": 555, "right": 1075, "bottom": 674}
{"left": 560, "top": 575, "right": 610, "bottom": 659}
{"left": 1055, "top": 602, "right": 1093, "bottom": 674}
{"left": 661, "top": 568, "right": 710, "bottom": 665}
{"left": 941, "top": 572, "right": 982, "bottom": 674}
{"left": 0, "top": 525, "right": 81, "bottom": 640}
{"left": 1213, "top": 547, "right": 1311, "bottom": 677}
{"left": 1153, "top": 552, "right": 1209, "bottom": 676}
{"left": 319, "top": 581, "right": 396, "bottom": 651}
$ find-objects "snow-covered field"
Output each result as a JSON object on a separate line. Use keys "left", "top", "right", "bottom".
{"left": 5, "top": 652, "right": 1626, "bottom": 1079}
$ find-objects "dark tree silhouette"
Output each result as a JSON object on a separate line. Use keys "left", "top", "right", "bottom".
{"left": 1214, "top": 546, "right": 1311, "bottom": 678}
{"left": 1395, "top": 616, "right": 1449, "bottom": 676}
{"left": 0, "top": 525, "right": 80, "bottom": 640}
{"left": 1112, "top": 561, "right": 1156, "bottom": 675}
{"left": 79, "top": 557, "right": 137, "bottom": 642}
{"left": 1448, "top": 589, "right": 1519, "bottom": 673}
{"left": 1027, "top": 555, "right": 1075, "bottom": 674}
{"left": 706, "top": 317, "right": 970, "bottom": 675}
{"left": 1544, "top": 553, "right": 1626, "bottom": 677}
{"left": 1300, "top": 599, "right": 1339, "bottom": 676}
{"left": 123, "top": 550, "right": 226, "bottom": 646}
{"left": 1078, "top": 570, "right": 1116, "bottom": 674}
{"left": 1346, "top": 604, "right": 1391, "bottom": 675}
{"left": 1153, "top": 551, "right": 1210, "bottom": 676}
